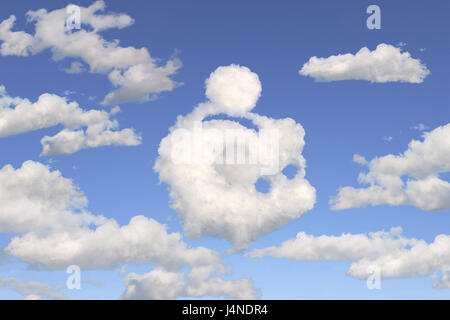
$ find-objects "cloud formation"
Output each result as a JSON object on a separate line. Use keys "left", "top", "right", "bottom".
{"left": 0, "top": 161, "right": 98, "bottom": 235}
{"left": 0, "top": 161, "right": 216, "bottom": 270}
{"left": 205, "top": 65, "right": 262, "bottom": 116}
{"left": 7, "top": 215, "right": 221, "bottom": 271}
{"left": 248, "top": 227, "right": 417, "bottom": 261}
{"left": 331, "top": 124, "right": 450, "bottom": 211}
{"left": 0, "top": 160, "right": 258, "bottom": 299}
{"left": 347, "top": 234, "right": 450, "bottom": 289}
{"left": 300, "top": 44, "right": 430, "bottom": 83}
{"left": 121, "top": 265, "right": 259, "bottom": 300}
{"left": 248, "top": 227, "right": 450, "bottom": 289}
{"left": 0, "top": 87, "right": 141, "bottom": 155}
{"left": 0, "top": 15, "right": 33, "bottom": 56}
{"left": 154, "top": 64, "right": 316, "bottom": 251}
{"left": 0, "top": 1, "right": 181, "bottom": 105}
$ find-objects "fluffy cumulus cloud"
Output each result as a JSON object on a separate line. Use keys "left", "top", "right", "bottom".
{"left": 0, "top": 277, "right": 67, "bottom": 300}
{"left": 0, "top": 16, "right": 34, "bottom": 56}
{"left": 0, "top": 1, "right": 181, "bottom": 104}
{"left": 248, "top": 227, "right": 450, "bottom": 289}
{"left": 0, "top": 160, "right": 258, "bottom": 299}
{"left": 300, "top": 44, "right": 430, "bottom": 83}
{"left": 121, "top": 269, "right": 186, "bottom": 300}
{"left": 6, "top": 215, "right": 222, "bottom": 271}
{"left": 248, "top": 227, "right": 417, "bottom": 261}
{"left": 205, "top": 65, "right": 262, "bottom": 116}
{"left": 0, "top": 161, "right": 216, "bottom": 270}
{"left": 0, "top": 161, "right": 99, "bottom": 235}
{"left": 0, "top": 87, "right": 141, "bottom": 155}
{"left": 154, "top": 64, "right": 316, "bottom": 251}
{"left": 347, "top": 234, "right": 450, "bottom": 289}
{"left": 121, "top": 265, "right": 259, "bottom": 300}
{"left": 331, "top": 124, "right": 450, "bottom": 211}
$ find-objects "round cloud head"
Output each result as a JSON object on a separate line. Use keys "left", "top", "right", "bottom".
{"left": 205, "top": 65, "right": 262, "bottom": 116}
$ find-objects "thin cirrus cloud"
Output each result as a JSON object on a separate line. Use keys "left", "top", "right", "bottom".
{"left": 0, "top": 1, "right": 181, "bottom": 105}
{"left": 0, "top": 160, "right": 259, "bottom": 299}
{"left": 0, "top": 86, "right": 141, "bottom": 156}
{"left": 248, "top": 227, "right": 450, "bottom": 289}
{"left": 331, "top": 123, "right": 450, "bottom": 211}
{"left": 154, "top": 64, "right": 316, "bottom": 252}
{"left": 299, "top": 43, "right": 430, "bottom": 83}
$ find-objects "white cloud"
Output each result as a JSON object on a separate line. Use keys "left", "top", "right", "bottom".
{"left": 183, "top": 265, "right": 259, "bottom": 299}
{"left": 353, "top": 154, "right": 368, "bottom": 166}
{"left": 412, "top": 123, "right": 428, "bottom": 131}
{"left": 0, "top": 87, "right": 141, "bottom": 155}
{"left": 0, "top": 161, "right": 99, "bottom": 235}
{"left": 0, "top": 15, "right": 34, "bottom": 56}
{"left": 0, "top": 160, "right": 258, "bottom": 298}
{"left": 347, "top": 234, "right": 450, "bottom": 288}
{"left": 0, "top": 1, "right": 181, "bottom": 105}
{"left": 300, "top": 44, "right": 430, "bottom": 83}
{"left": 0, "top": 277, "right": 67, "bottom": 300}
{"left": 0, "top": 161, "right": 220, "bottom": 271}
{"left": 121, "top": 265, "right": 260, "bottom": 300}
{"left": 63, "top": 90, "right": 76, "bottom": 96}
{"left": 205, "top": 65, "right": 262, "bottom": 117}
{"left": 104, "top": 58, "right": 181, "bottom": 105}
{"left": 248, "top": 227, "right": 417, "bottom": 261}
{"left": 154, "top": 65, "right": 316, "bottom": 251}
{"left": 0, "top": 161, "right": 217, "bottom": 270}
{"left": 331, "top": 124, "right": 450, "bottom": 211}
{"left": 121, "top": 269, "right": 186, "bottom": 300}
{"left": 7, "top": 215, "right": 221, "bottom": 270}
{"left": 40, "top": 124, "right": 140, "bottom": 156}
{"left": 64, "top": 61, "right": 85, "bottom": 74}
{"left": 248, "top": 227, "right": 450, "bottom": 289}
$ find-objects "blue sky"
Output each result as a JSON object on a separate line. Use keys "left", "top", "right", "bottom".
{"left": 0, "top": 0, "right": 449, "bottom": 299}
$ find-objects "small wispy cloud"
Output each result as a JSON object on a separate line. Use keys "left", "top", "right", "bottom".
{"left": 412, "top": 123, "right": 428, "bottom": 131}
